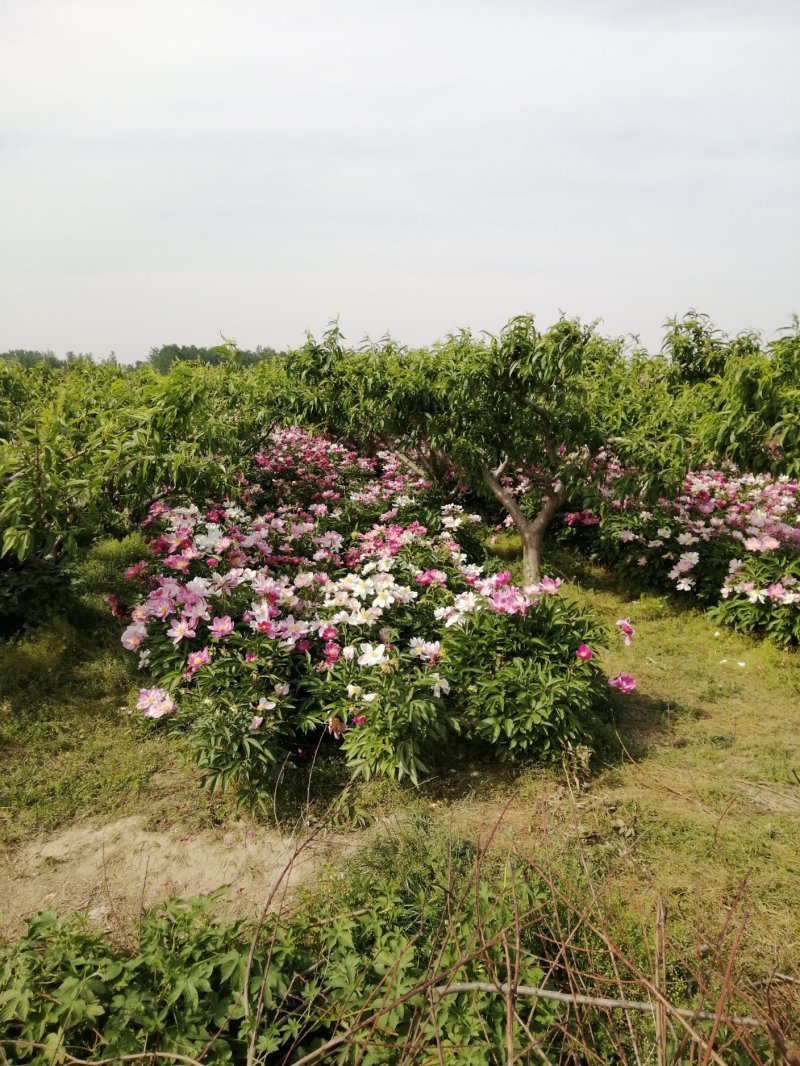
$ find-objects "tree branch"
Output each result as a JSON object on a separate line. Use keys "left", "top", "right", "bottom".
{"left": 430, "top": 982, "right": 761, "bottom": 1028}
{"left": 524, "top": 400, "right": 561, "bottom": 468}
{"left": 0, "top": 1046, "right": 205, "bottom": 1066}
{"left": 395, "top": 449, "right": 434, "bottom": 482}
{"left": 482, "top": 466, "right": 528, "bottom": 532}
{"left": 530, "top": 479, "right": 568, "bottom": 538}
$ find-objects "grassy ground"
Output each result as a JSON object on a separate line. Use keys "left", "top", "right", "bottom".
{"left": 2, "top": 542, "right": 798, "bottom": 984}
{"left": 0, "top": 613, "right": 240, "bottom": 853}
{"left": 450, "top": 539, "right": 800, "bottom": 975}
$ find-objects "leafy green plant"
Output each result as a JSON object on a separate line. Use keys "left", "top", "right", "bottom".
{"left": 0, "top": 358, "right": 291, "bottom": 569}
{"left": 1, "top": 828, "right": 561, "bottom": 1064}
{"left": 2, "top": 820, "right": 788, "bottom": 1064}
{"left": 115, "top": 429, "right": 617, "bottom": 805}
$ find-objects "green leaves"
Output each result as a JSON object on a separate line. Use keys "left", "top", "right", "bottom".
{"left": 1, "top": 828, "right": 559, "bottom": 1063}
{"left": 0, "top": 358, "right": 290, "bottom": 570}
{"left": 442, "top": 602, "right": 607, "bottom": 761}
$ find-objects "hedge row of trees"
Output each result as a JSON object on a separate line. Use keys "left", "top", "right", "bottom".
{"left": 1, "top": 312, "right": 798, "bottom": 613}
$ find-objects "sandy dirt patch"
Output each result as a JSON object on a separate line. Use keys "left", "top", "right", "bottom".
{"left": 0, "top": 815, "right": 340, "bottom": 940}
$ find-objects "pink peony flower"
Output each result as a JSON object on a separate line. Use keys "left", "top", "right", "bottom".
{"left": 186, "top": 647, "right": 211, "bottom": 671}
{"left": 137, "top": 687, "right": 177, "bottom": 718}
{"left": 209, "top": 615, "right": 234, "bottom": 638}
{"left": 415, "top": 568, "right": 448, "bottom": 587}
{"left": 167, "top": 618, "right": 196, "bottom": 644}
{"left": 615, "top": 618, "right": 635, "bottom": 646}
{"left": 123, "top": 561, "right": 149, "bottom": 580}
{"left": 122, "top": 623, "right": 147, "bottom": 651}
{"left": 608, "top": 673, "right": 637, "bottom": 694}
{"left": 575, "top": 644, "right": 594, "bottom": 661}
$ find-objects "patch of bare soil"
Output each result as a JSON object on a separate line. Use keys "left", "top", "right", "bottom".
{"left": 0, "top": 815, "right": 341, "bottom": 941}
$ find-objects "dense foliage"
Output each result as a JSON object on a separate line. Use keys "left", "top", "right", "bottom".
{"left": 280, "top": 316, "right": 621, "bottom": 584}
{"left": 0, "top": 354, "right": 294, "bottom": 628}
{"left": 147, "top": 342, "right": 284, "bottom": 373}
{"left": 1, "top": 823, "right": 779, "bottom": 1066}
{"left": 0, "top": 831, "right": 562, "bottom": 1064}
{"left": 2, "top": 310, "right": 798, "bottom": 636}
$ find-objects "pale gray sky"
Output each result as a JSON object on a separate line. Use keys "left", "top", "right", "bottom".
{"left": 1, "top": 0, "right": 798, "bottom": 360}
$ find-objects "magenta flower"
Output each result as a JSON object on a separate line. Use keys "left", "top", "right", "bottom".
{"left": 123, "top": 561, "right": 149, "bottom": 580}
{"left": 615, "top": 618, "right": 635, "bottom": 646}
{"left": 575, "top": 644, "right": 594, "bottom": 661}
{"left": 415, "top": 569, "right": 447, "bottom": 587}
{"left": 608, "top": 673, "right": 637, "bottom": 694}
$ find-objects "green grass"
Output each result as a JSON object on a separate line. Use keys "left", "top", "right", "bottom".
{"left": 0, "top": 609, "right": 240, "bottom": 852}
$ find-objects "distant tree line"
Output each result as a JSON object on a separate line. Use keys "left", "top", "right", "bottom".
{"left": 0, "top": 349, "right": 96, "bottom": 369}
{"left": 0, "top": 343, "right": 284, "bottom": 372}
{"left": 146, "top": 343, "right": 284, "bottom": 372}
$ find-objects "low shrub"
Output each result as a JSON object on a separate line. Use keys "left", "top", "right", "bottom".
{"left": 0, "top": 557, "right": 66, "bottom": 635}
{"left": 1, "top": 821, "right": 786, "bottom": 1064}
{"left": 713, "top": 553, "right": 800, "bottom": 646}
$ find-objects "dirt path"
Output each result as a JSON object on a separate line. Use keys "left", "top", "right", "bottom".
{"left": 1, "top": 814, "right": 339, "bottom": 940}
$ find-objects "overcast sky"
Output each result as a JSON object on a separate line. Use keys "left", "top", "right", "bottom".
{"left": 1, "top": 0, "right": 798, "bottom": 360}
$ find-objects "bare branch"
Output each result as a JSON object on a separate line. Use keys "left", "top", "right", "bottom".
{"left": 430, "top": 981, "right": 762, "bottom": 1028}
{"left": 0, "top": 1046, "right": 205, "bottom": 1066}
{"left": 482, "top": 466, "right": 527, "bottom": 532}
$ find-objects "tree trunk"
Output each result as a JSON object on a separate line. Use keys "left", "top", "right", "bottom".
{"left": 482, "top": 467, "right": 567, "bottom": 585}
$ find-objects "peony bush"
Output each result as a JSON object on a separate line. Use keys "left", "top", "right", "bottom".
{"left": 576, "top": 461, "right": 800, "bottom": 645}
{"left": 114, "top": 428, "right": 624, "bottom": 805}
